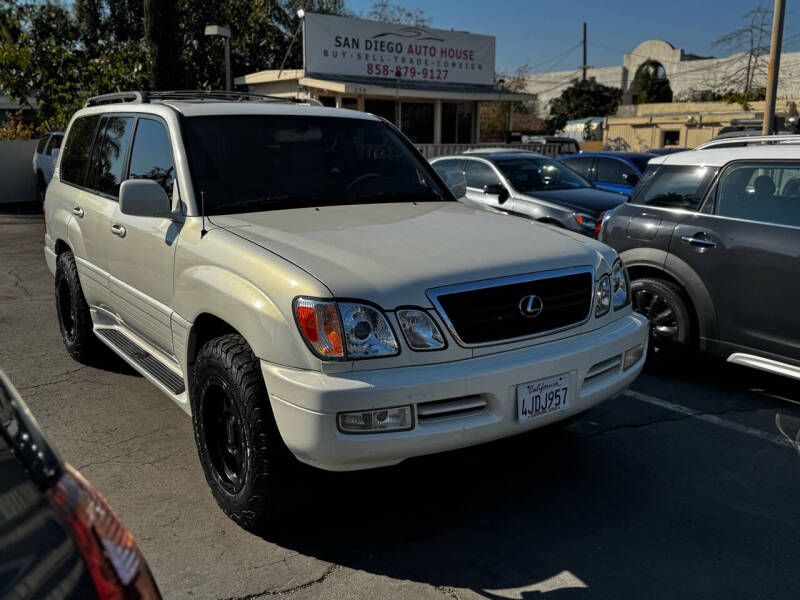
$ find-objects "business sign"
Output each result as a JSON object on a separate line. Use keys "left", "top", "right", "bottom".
{"left": 303, "top": 13, "right": 495, "bottom": 86}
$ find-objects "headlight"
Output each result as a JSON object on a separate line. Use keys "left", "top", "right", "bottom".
{"left": 294, "top": 297, "right": 399, "bottom": 360}
{"left": 611, "top": 259, "right": 630, "bottom": 309}
{"left": 595, "top": 274, "right": 611, "bottom": 317}
{"left": 339, "top": 302, "right": 399, "bottom": 358}
{"left": 396, "top": 309, "right": 446, "bottom": 350}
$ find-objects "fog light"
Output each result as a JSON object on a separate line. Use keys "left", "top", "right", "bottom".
{"left": 338, "top": 406, "right": 413, "bottom": 433}
{"left": 623, "top": 343, "right": 645, "bottom": 370}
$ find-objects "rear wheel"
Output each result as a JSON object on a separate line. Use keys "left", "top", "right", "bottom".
{"left": 55, "top": 251, "right": 97, "bottom": 362}
{"left": 631, "top": 277, "right": 693, "bottom": 357}
{"left": 191, "top": 333, "right": 300, "bottom": 533}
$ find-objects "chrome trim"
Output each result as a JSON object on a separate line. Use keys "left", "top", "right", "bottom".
{"left": 726, "top": 353, "right": 800, "bottom": 381}
{"left": 426, "top": 265, "right": 595, "bottom": 348}
{"left": 680, "top": 235, "right": 716, "bottom": 248}
{"left": 696, "top": 134, "right": 800, "bottom": 150}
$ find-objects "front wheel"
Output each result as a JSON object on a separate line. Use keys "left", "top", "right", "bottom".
{"left": 631, "top": 277, "right": 693, "bottom": 357}
{"left": 190, "top": 333, "right": 299, "bottom": 533}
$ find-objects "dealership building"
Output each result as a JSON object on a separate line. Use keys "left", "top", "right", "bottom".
{"left": 235, "top": 13, "right": 533, "bottom": 147}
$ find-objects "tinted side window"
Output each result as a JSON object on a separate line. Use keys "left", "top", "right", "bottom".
{"left": 562, "top": 156, "right": 593, "bottom": 179}
{"left": 432, "top": 159, "right": 464, "bottom": 178}
{"left": 631, "top": 165, "right": 717, "bottom": 210}
{"left": 88, "top": 116, "right": 135, "bottom": 197}
{"left": 716, "top": 162, "right": 800, "bottom": 227}
{"left": 61, "top": 115, "right": 101, "bottom": 186}
{"left": 128, "top": 119, "right": 175, "bottom": 196}
{"left": 465, "top": 161, "right": 500, "bottom": 189}
{"left": 46, "top": 134, "right": 63, "bottom": 155}
{"left": 596, "top": 157, "right": 636, "bottom": 183}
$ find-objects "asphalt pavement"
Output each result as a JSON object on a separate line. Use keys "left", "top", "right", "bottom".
{"left": 1, "top": 214, "right": 799, "bottom": 599}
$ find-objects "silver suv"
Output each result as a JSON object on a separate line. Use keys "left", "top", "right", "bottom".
{"left": 44, "top": 91, "right": 647, "bottom": 531}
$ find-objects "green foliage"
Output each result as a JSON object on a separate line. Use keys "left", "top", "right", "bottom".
{"left": 721, "top": 87, "right": 766, "bottom": 110}
{"left": 480, "top": 65, "right": 535, "bottom": 142}
{"left": 632, "top": 60, "right": 672, "bottom": 104}
{"left": 366, "top": 1, "right": 429, "bottom": 26}
{"left": 546, "top": 77, "right": 622, "bottom": 134}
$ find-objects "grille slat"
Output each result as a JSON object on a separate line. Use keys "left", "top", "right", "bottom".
{"left": 429, "top": 268, "right": 593, "bottom": 346}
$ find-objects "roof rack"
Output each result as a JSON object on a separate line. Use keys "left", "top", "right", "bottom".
{"left": 696, "top": 134, "right": 800, "bottom": 150}
{"left": 85, "top": 90, "right": 323, "bottom": 107}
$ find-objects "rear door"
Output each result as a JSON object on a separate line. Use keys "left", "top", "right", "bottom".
{"left": 671, "top": 160, "right": 800, "bottom": 362}
{"left": 464, "top": 159, "right": 514, "bottom": 212}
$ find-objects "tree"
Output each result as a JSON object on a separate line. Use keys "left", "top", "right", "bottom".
{"left": 713, "top": 5, "right": 772, "bottom": 98}
{"left": 480, "top": 65, "right": 539, "bottom": 142}
{"left": 631, "top": 60, "right": 672, "bottom": 104}
{"left": 546, "top": 77, "right": 622, "bottom": 134}
{"left": 366, "top": 1, "right": 429, "bottom": 26}
{"left": 144, "top": 0, "right": 180, "bottom": 89}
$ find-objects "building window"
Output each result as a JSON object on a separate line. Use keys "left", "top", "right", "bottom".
{"left": 400, "top": 102, "right": 434, "bottom": 143}
{"left": 662, "top": 130, "right": 680, "bottom": 146}
{"left": 441, "top": 102, "right": 473, "bottom": 143}
{"left": 341, "top": 97, "right": 358, "bottom": 110}
{"left": 318, "top": 96, "right": 336, "bottom": 107}
{"left": 364, "top": 99, "right": 396, "bottom": 125}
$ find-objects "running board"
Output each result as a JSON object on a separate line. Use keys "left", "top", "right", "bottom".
{"left": 727, "top": 352, "right": 800, "bottom": 381}
{"left": 96, "top": 329, "right": 186, "bottom": 394}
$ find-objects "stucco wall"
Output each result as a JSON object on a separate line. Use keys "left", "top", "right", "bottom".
{"left": 0, "top": 140, "right": 37, "bottom": 206}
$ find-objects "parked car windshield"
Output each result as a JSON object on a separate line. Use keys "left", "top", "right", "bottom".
{"left": 494, "top": 157, "right": 592, "bottom": 192}
{"left": 182, "top": 115, "right": 448, "bottom": 215}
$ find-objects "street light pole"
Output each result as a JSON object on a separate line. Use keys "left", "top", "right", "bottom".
{"left": 762, "top": 0, "right": 786, "bottom": 136}
{"left": 204, "top": 25, "right": 232, "bottom": 91}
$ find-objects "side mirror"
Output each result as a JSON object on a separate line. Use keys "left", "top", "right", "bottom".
{"left": 484, "top": 183, "right": 510, "bottom": 204}
{"left": 622, "top": 173, "right": 639, "bottom": 186}
{"left": 119, "top": 179, "right": 171, "bottom": 217}
{"left": 442, "top": 170, "right": 467, "bottom": 199}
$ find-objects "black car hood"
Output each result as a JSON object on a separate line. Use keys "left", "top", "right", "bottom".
{"left": 522, "top": 187, "right": 626, "bottom": 215}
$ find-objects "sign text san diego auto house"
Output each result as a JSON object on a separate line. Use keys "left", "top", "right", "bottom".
{"left": 303, "top": 13, "right": 495, "bottom": 86}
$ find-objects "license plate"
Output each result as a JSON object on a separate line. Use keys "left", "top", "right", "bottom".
{"left": 517, "top": 373, "right": 570, "bottom": 423}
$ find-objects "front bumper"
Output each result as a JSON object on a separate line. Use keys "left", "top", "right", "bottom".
{"left": 263, "top": 313, "right": 648, "bottom": 471}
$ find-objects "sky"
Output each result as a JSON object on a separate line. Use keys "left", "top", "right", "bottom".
{"left": 347, "top": 0, "right": 800, "bottom": 75}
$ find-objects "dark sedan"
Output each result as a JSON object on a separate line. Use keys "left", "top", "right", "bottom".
{"left": 0, "top": 369, "right": 162, "bottom": 599}
{"left": 431, "top": 152, "right": 628, "bottom": 235}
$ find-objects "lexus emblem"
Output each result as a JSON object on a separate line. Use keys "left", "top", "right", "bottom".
{"left": 519, "top": 294, "right": 544, "bottom": 318}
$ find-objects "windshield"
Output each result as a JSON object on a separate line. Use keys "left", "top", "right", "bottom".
{"left": 494, "top": 157, "right": 592, "bottom": 193}
{"left": 182, "top": 115, "right": 447, "bottom": 215}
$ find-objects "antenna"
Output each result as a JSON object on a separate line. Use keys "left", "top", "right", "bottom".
{"left": 200, "top": 190, "right": 208, "bottom": 238}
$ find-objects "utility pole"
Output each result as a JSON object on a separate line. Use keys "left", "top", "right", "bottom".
{"left": 582, "top": 22, "right": 587, "bottom": 81}
{"left": 762, "top": 0, "right": 786, "bottom": 135}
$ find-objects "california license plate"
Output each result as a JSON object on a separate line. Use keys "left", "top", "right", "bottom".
{"left": 517, "top": 373, "right": 571, "bottom": 423}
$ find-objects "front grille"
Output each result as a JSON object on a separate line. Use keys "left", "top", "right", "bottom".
{"left": 417, "top": 395, "right": 488, "bottom": 422}
{"left": 428, "top": 267, "right": 593, "bottom": 346}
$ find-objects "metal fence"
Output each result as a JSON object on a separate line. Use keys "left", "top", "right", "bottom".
{"left": 416, "top": 143, "right": 562, "bottom": 159}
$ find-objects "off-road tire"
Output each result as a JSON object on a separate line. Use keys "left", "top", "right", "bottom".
{"left": 55, "top": 251, "right": 97, "bottom": 362}
{"left": 631, "top": 277, "right": 693, "bottom": 358}
{"left": 190, "top": 333, "right": 298, "bottom": 533}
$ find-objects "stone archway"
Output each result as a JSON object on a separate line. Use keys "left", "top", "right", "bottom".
{"left": 622, "top": 40, "right": 681, "bottom": 104}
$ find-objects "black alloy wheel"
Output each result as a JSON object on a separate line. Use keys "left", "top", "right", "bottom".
{"left": 631, "top": 277, "right": 692, "bottom": 356}
{"left": 54, "top": 251, "right": 97, "bottom": 362}
{"left": 199, "top": 375, "right": 248, "bottom": 494}
{"left": 56, "top": 277, "right": 76, "bottom": 341}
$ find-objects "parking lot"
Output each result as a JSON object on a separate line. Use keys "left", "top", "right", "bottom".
{"left": 2, "top": 213, "right": 800, "bottom": 599}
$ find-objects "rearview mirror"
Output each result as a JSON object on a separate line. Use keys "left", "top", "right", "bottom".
{"left": 119, "top": 179, "right": 171, "bottom": 218}
{"left": 622, "top": 173, "right": 639, "bottom": 186}
{"left": 442, "top": 170, "right": 467, "bottom": 199}
{"left": 484, "top": 183, "right": 510, "bottom": 204}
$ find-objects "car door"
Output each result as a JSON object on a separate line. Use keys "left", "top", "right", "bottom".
{"left": 107, "top": 116, "right": 179, "bottom": 357}
{"left": 595, "top": 157, "right": 637, "bottom": 195}
{"left": 671, "top": 160, "right": 800, "bottom": 362}
{"left": 464, "top": 159, "right": 513, "bottom": 212}
{"left": 60, "top": 114, "right": 117, "bottom": 310}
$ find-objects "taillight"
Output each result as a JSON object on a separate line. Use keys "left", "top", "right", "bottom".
{"left": 593, "top": 211, "right": 605, "bottom": 239}
{"left": 46, "top": 465, "right": 162, "bottom": 600}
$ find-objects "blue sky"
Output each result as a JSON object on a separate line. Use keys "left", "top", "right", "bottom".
{"left": 347, "top": 0, "right": 800, "bottom": 75}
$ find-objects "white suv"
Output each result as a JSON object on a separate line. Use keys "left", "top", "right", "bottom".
{"left": 44, "top": 91, "right": 647, "bottom": 531}
{"left": 32, "top": 130, "right": 64, "bottom": 204}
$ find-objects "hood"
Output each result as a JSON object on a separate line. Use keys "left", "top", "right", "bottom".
{"left": 212, "top": 202, "right": 613, "bottom": 308}
{"left": 523, "top": 187, "right": 627, "bottom": 215}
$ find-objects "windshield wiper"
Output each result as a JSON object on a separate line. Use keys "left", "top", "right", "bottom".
{"left": 212, "top": 195, "right": 324, "bottom": 213}
{"left": 344, "top": 191, "right": 445, "bottom": 205}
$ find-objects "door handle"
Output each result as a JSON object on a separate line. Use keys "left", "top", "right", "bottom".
{"left": 110, "top": 224, "right": 126, "bottom": 238}
{"left": 72, "top": 206, "right": 84, "bottom": 218}
{"left": 681, "top": 235, "right": 716, "bottom": 248}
